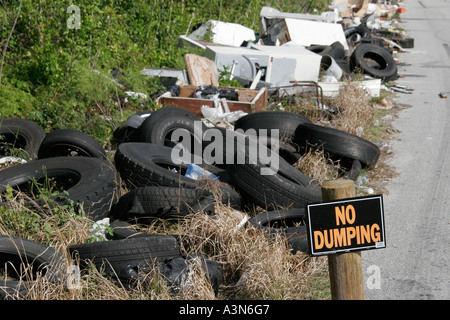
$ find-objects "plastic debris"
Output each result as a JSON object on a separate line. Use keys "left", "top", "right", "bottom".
{"left": 185, "top": 163, "right": 218, "bottom": 180}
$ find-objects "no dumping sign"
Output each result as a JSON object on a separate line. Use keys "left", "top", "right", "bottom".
{"left": 306, "top": 194, "right": 386, "bottom": 256}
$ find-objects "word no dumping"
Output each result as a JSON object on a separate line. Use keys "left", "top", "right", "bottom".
{"left": 306, "top": 195, "right": 386, "bottom": 256}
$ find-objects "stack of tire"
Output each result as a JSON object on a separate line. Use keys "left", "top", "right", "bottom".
{"left": 110, "top": 108, "right": 379, "bottom": 256}
{"left": 231, "top": 111, "right": 380, "bottom": 254}
{"left": 345, "top": 22, "right": 400, "bottom": 82}
{"left": 0, "top": 107, "right": 381, "bottom": 297}
{"left": 0, "top": 119, "right": 117, "bottom": 221}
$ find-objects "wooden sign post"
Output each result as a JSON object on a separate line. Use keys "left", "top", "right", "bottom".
{"left": 321, "top": 179, "right": 365, "bottom": 300}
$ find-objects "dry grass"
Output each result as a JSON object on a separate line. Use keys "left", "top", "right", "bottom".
{"left": 331, "top": 80, "right": 374, "bottom": 136}
{"left": 0, "top": 81, "right": 399, "bottom": 300}
{"left": 174, "top": 205, "right": 328, "bottom": 300}
{"left": 0, "top": 197, "right": 329, "bottom": 300}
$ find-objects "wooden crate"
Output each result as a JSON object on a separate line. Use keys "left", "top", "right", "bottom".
{"left": 156, "top": 85, "right": 268, "bottom": 117}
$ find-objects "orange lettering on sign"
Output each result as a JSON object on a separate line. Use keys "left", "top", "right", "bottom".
{"left": 335, "top": 204, "right": 356, "bottom": 225}
{"left": 314, "top": 231, "right": 324, "bottom": 249}
{"left": 335, "top": 206, "right": 346, "bottom": 225}
{"left": 346, "top": 205, "right": 356, "bottom": 224}
{"left": 371, "top": 224, "right": 381, "bottom": 242}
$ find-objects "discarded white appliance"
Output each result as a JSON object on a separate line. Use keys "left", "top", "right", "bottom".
{"left": 204, "top": 44, "right": 322, "bottom": 87}
{"left": 263, "top": 18, "right": 349, "bottom": 51}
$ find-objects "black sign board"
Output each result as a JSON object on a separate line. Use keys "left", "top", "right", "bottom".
{"left": 306, "top": 194, "right": 386, "bottom": 256}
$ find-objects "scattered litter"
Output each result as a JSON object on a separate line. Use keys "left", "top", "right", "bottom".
{"left": 355, "top": 173, "right": 374, "bottom": 194}
{"left": 89, "top": 217, "right": 110, "bottom": 241}
{"left": 0, "top": 156, "right": 27, "bottom": 165}
{"left": 319, "top": 79, "right": 381, "bottom": 98}
{"left": 124, "top": 91, "right": 148, "bottom": 100}
{"left": 185, "top": 164, "right": 218, "bottom": 180}
{"left": 201, "top": 98, "right": 248, "bottom": 126}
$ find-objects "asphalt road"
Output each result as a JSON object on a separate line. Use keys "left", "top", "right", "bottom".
{"left": 361, "top": 0, "right": 450, "bottom": 300}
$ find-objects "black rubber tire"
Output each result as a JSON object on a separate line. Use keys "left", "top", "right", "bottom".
{"left": 345, "top": 25, "right": 372, "bottom": 47}
{"left": 226, "top": 145, "right": 322, "bottom": 210}
{"left": 350, "top": 43, "right": 398, "bottom": 81}
{"left": 0, "top": 157, "right": 119, "bottom": 221}
{"left": 110, "top": 186, "right": 216, "bottom": 221}
{"left": 306, "top": 41, "right": 346, "bottom": 60}
{"left": 319, "top": 41, "right": 346, "bottom": 60}
{"left": 135, "top": 107, "right": 205, "bottom": 151}
{"left": 69, "top": 236, "right": 181, "bottom": 279}
{"left": 0, "top": 118, "right": 46, "bottom": 160}
{"left": 233, "top": 111, "right": 310, "bottom": 164}
{"left": 247, "top": 209, "right": 308, "bottom": 254}
{"left": 305, "top": 44, "right": 329, "bottom": 55}
{"left": 247, "top": 208, "right": 306, "bottom": 229}
{"left": 114, "top": 142, "right": 201, "bottom": 189}
{"left": 108, "top": 220, "right": 150, "bottom": 240}
{"left": 107, "top": 220, "right": 194, "bottom": 255}
{"left": 37, "top": 129, "right": 106, "bottom": 160}
{"left": 234, "top": 111, "right": 312, "bottom": 140}
{"left": 203, "top": 124, "right": 302, "bottom": 167}
{"left": 294, "top": 123, "right": 380, "bottom": 168}
{"left": 0, "top": 235, "right": 65, "bottom": 300}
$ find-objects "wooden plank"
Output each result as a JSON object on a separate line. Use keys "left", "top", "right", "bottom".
{"left": 184, "top": 54, "right": 219, "bottom": 87}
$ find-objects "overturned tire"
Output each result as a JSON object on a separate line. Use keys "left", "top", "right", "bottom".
{"left": 37, "top": 129, "right": 106, "bottom": 159}
{"left": 294, "top": 123, "right": 380, "bottom": 168}
{"left": 226, "top": 142, "right": 322, "bottom": 210}
{"left": 69, "top": 236, "right": 181, "bottom": 280}
{"left": 350, "top": 43, "right": 398, "bottom": 81}
{"left": 0, "top": 157, "right": 119, "bottom": 221}
{"left": 0, "top": 118, "right": 46, "bottom": 160}
{"left": 0, "top": 235, "right": 65, "bottom": 300}
{"left": 234, "top": 111, "right": 312, "bottom": 140}
{"left": 114, "top": 142, "right": 226, "bottom": 189}
{"left": 114, "top": 142, "right": 200, "bottom": 189}
{"left": 135, "top": 107, "right": 205, "bottom": 150}
{"left": 345, "top": 25, "right": 372, "bottom": 47}
{"left": 110, "top": 186, "right": 216, "bottom": 221}
{"left": 247, "top": 209, "right": 309, "bottom": 254}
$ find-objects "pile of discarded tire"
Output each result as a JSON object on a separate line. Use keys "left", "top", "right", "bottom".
{"left": 0, "top": 109, "right": 380, "bottom": 298}
{"left": 305, "top": 15, "right": 414, "bottom": 82}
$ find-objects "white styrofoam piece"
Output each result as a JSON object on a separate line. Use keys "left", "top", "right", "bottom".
{"left": 187, "top": 20, "right": 256, "bottom": 47}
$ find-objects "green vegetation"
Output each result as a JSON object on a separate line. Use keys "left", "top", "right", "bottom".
{"left": 1, "top": 0, "right": 404, "bottom": 301}
{"left": 0, "top": 0, "right": 330, "bottom": 148}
